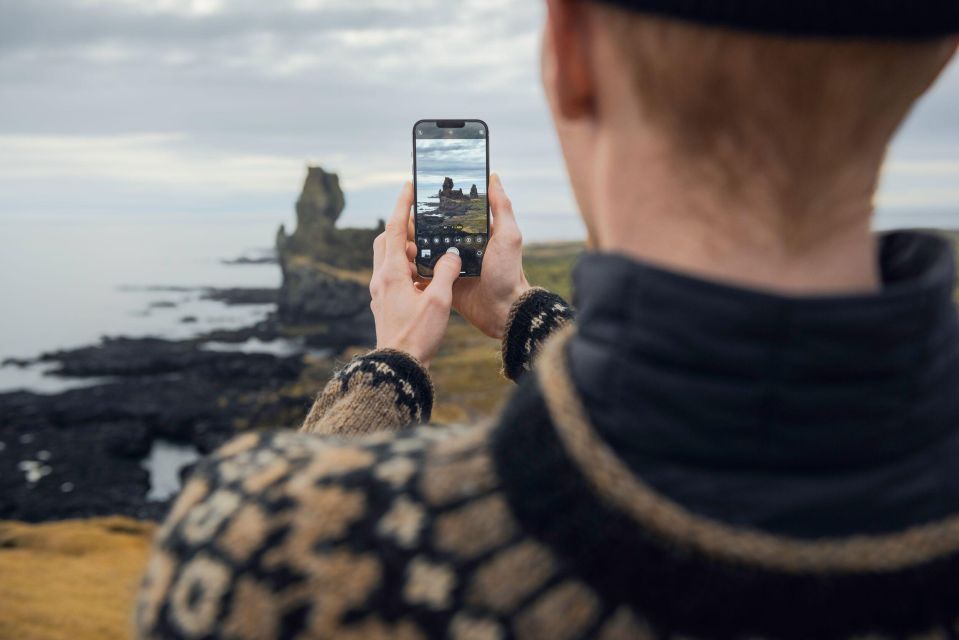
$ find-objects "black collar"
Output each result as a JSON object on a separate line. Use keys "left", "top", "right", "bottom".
{"left": 568, "top": 231, "right": 959, "bottom": 471}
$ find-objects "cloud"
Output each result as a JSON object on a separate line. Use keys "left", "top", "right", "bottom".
{"left": 415, "top": 139, "right": 487, "bottom": 176}
{"left": 0, "top": 0, "right": 956, "bottom": 237}
{"left": 0, "top": 0, "right": 567, "bottom": 227}
{"left": 0, "top": 0, "right": 541, "bottom": 85}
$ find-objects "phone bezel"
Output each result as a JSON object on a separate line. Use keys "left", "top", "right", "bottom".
{"left": 412, "top": 119, "right": 490, "bottom": 279}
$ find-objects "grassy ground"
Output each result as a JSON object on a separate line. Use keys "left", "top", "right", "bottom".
{"left": 420, "top": 197, "right": 490, "bottom": 236}
{"left": 454, "top": 197, "right": 489, "bottom": 234}
{"left": 0, "top": 517, "right": 156, "bottom": 640}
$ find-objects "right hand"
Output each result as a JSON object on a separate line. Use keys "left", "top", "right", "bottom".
{"left": 371, "top": 183, "right": 462, "bottom": 367}
{"left": 449, "top": 173, "right": 530, "bottom": 339}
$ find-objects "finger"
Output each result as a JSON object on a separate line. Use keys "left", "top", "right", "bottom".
{"left": 406, "top": 240, "right": 417, "bottom": 263}
{"left": 385, "top": 182, "right": 414, "bottom": 267}
{"left": 488, "top": 173, "right": 520, "bottom": 239}
{"left": 372, "top": 232, "right": 386, "bottom": 271}
{"left": 428, "top": 247, "right": 462, "bottom": 294}
{"left": 408, "top": 261, "right": 418, "bottom": 278}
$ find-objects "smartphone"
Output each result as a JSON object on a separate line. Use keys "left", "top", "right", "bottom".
{"left": 413, "top": 119, "right": 490, "bottom": 278}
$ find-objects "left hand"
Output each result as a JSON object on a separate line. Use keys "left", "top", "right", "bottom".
{"left": 370, "top": 182, "right": 462, "bottom": 367}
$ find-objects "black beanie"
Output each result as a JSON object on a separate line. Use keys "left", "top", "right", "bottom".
{"left": 591, "top": 0, "right": 959, "bottom": 39}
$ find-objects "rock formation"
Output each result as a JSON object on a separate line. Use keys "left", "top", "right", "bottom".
{"left": 438, "top": 176, "right": 467, "bottom": 201}
{"left": 470, "top": 184, "right": 478, "bottom": 199}
{"left": 275, "top": 167, "right": 383, "bottom": 345}
{"left": 277, "top": 167, "right": 382, "bottom": 270}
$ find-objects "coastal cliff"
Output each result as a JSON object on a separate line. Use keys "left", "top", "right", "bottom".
{"left": 275, "top": 167, "right": 384, "bottom": 346}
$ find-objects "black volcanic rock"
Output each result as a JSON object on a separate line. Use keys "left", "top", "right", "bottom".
{"left": 0, "top": 418, "right": 157, "bottom": 521}
{"left": 221, "top": 252, "right": 277, "bottom": 265}
{"left": 470, "top": 184, "right": 478, "bottom": 199}
{"left": 201, "top": 287, "right": 278, "bottom": 306}
{"left": 0, "top": 335, "right": 312, "bottom": 522}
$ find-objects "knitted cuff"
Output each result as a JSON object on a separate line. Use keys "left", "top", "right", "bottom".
{"left": 501, "top": 288, "right": 574, "bottom": 382}
{"left": 301, "top": 348, "right": 434, "bottom": 435}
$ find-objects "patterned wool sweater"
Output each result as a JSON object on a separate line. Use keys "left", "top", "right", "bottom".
{"left": 138, "top": 237, "right": 959, "bottom": 639}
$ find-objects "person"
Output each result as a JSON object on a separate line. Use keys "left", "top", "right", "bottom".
{"left": 136, "top": 1, "right": 959, "bottom": 638}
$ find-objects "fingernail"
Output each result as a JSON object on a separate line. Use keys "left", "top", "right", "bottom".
{"left": 446, "top": 246, "right": 460, "bottom": 256}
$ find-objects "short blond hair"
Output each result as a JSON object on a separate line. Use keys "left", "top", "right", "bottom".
{"left": 596, "top": 8, "right": 952, "bottom": 173}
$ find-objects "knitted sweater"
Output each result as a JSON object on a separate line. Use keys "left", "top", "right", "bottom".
{"left": 137, "top": 234, "right": 959, "bottom": 639}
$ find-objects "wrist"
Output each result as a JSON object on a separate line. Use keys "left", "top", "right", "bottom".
{"left": 382, "top": 345, "right": 430, "bottom": 368}
{"left": 377, "top": 332, "right": 433, "bottom": 369}
{"left": 375, "top": 342, "right": 431, "bottom": 369}
{"left": 488, "top": 282, "right": 532, "bottom": 340}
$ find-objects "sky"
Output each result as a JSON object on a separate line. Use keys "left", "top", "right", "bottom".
{"left": 416, "top": 139, "right": 487, "bottom": 176}
{"left": 1, "top": 0, "right": 958, "bottom": 240}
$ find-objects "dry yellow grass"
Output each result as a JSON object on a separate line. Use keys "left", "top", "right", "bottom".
{"left": 0, "top": 517, "right": 155, "bottom": 640}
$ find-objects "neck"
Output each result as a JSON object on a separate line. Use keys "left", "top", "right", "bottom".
{"left": 590, "top": 131, "right": 883, "bottom": 295}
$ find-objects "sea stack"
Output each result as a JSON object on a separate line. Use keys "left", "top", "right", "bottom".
{"left": 439, "top": 177, "right": 466, "bottom": 200}
{"left": 274, "top": 166, "right": 384, "bottom": 345}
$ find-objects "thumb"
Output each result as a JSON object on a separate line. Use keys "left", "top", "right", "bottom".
{"left": 489, "top": 173, "right": 517, "bottom": 226}
{"left": 429, "top": 246, "right": 462, "bottom": 292}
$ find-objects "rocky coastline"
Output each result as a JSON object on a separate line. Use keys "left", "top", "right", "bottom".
{"left": 0, "top": 290, "right": 329, "bottom": 522}
{"left": 0, "top": 166, "right": 384, "bottom": 523}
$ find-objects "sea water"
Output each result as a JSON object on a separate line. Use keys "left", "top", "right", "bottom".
{"left": 0, "top": 212, "right": 284, "bottom": 391}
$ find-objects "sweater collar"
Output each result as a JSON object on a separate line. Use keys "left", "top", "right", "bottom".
{"left": 491, "top": 231, "right": 959, "bottom": 636}
{"left": 567, "top": 230, "right": 959, "bottom": 469}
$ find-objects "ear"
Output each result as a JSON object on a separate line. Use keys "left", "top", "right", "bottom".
{"left": 544, "top": 0, "right": 596, "bottom": 120}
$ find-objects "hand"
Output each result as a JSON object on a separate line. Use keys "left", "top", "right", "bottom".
{"left": 450, "top": 173, "right": 530, "bottom": 339}
{"left": 370, "top": 182, "right": 462, "bottom": 367}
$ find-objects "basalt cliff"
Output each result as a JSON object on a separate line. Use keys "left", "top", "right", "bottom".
{"left": 275, "top": 167, "right": 384, "bottom": 346}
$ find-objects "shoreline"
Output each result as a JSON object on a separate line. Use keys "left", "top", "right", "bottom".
{"left": 0, "top": 268, "right": 335, "bottom": 523}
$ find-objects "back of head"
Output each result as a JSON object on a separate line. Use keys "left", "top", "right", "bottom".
{"left": 544, "top": 0, "right": 958, "bottom": 290}
{"left": 589, "top": 4, "right": 956, "bottom": 207}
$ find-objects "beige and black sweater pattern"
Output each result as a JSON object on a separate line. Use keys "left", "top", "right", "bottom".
{"left": 136, "top": 286, "right": 959, "bottom": 639}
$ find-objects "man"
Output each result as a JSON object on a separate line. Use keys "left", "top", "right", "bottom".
{"left": 137, "top": 1, "right": 959, "bottom": 638}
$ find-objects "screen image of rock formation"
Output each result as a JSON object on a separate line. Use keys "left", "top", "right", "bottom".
{"left": 275, "top": 166, "right": 384, "bottom": 345}
{"left": 416, "top": 177, "right": 487, "bottom": 235}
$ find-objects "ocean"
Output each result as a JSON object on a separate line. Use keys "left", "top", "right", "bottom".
{"left": 1, "top": 205, "right": 956, "bottom": 394}
{"left": 0, "top": 212, "right": 283, "bottom": 392}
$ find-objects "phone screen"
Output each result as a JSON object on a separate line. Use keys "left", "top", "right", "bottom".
{"left": 413, "top": 120, "right": 489, "bottom": 278}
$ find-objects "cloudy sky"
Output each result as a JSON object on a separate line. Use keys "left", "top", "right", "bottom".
{"left": 416, "top": 140, "right": 486, "bottom": 175}
{"left": 1, "top": 0, "right": 958, "bottom": 239}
